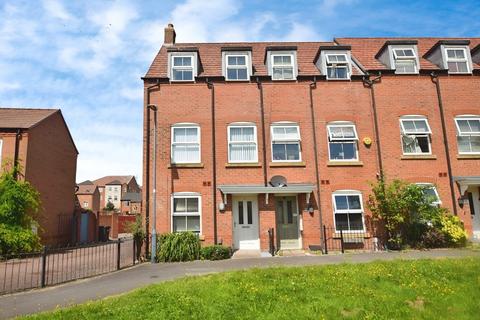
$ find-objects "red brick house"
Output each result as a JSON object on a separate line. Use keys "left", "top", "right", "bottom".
{"left": 142, "top": 24, "right": 480, "bottom": 254}
{"left": 92, "top": 175, "right": 140, "bottom": 211}
{"left": 75, "top": 181, "right": 100, "bottom": 213}
{"left": 0, "top": 108, "right": 78, "bottom": 245}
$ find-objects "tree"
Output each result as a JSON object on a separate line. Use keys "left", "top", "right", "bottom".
{"left": 104, "top": 201, "right": 115, "bottom": 212}
{"left": 0, "top": 162, "right": 41, "bottom": 255}
{"left": 367, "top": 177, "right": 452, "bottom": 249}
{"left": 125, "top": 214, "right": 145, "bottom": 261}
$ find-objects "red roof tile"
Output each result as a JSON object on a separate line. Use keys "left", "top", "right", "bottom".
{"left": 0, "top": 108, "right": 58, "bottom": 129}
{"left": 145, "top": 41, "right": 336, "bottom": 78}
{"left": 335, "top": 37, "right": 480, "bottom": 71}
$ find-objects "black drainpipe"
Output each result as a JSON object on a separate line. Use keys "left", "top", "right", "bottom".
{"left": 431, "top": 72, "right": 458, "bottom": 215}
{"left": 144, "top": 80, "right": 160, "bottom": 256}
{"left": 206, "top": 79, "right": 218, "bottom": 244}
{"left": 13, "top": 129, "right": 22, "bottom": 180}
{"left": 363, "top": 73, "right": 384, "bottom": 178}
{"left": 308, "top": 77, "right": 325, "bottom": 250}
{"left": 256, "top": 78, "right": 268, "bottom": 186}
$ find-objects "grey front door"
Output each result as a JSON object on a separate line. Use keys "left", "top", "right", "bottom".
{"left": 275, "top": 196, "right": 301, "bottom": 249}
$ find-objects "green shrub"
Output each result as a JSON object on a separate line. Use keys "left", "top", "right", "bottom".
{"left": 419, "top": 227, "right": 447, "bottom": 249}
{"left": 439, "top": 215, "right": 467, "bottom": 247}
{"left": 157, "top": 232, "right": 200, "bottom": 262}
{"left": 200, "top": 245, "right": 232, "bottom": 260}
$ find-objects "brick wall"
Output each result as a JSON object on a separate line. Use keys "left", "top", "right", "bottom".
{"left": 142, "top": 74, "right": 480, "bottom": 251}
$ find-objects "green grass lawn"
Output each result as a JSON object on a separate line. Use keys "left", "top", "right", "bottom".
{"left": 26, "top": 257, "right": 480, "bottom": 320}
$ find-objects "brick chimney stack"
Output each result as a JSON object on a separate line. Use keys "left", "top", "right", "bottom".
{"left": 164, "top": 23, "right": 176, "bottom": 45}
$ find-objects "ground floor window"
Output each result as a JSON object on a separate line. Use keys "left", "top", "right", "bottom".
{"left": 332, "top": 192, "right": 365, "bottom": 232}
{"left": 172, "top": 194, "right": 201, "bottom": 234}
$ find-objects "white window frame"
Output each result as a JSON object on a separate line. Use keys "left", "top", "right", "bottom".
{"left": 325, "top": 53, "right": 351, "bottom": 80}
{"left": 225, "top": 54, "right": 250, "bottom": 81}
{"left": 270, "top": 123, "right": 302, "bottom": 162}
{"left": 332, "top": 191, "right": 365, "bottom": 233}
{"left": 83, "top": 201, "right": 89, "bottom": 208}
{"left": 227, "top": 123, "right": 258, "bottom": 163}
{"left": 171, "top": 55, "right": 194, "bottom": 81}
{"left": 271, "top": 54, "right": 296, "bottom": 80}
{"left": 171, "top": 193, "right": 202, "bottom": 234}
{"left": 171, "top": 124, "right": 201, "bottom": 164}
{"left": 327, "top": 122, "right": 359, "bottom": 161}
{"left": 416, "top": 183, "right": 442, "bottom": 206}
{"left": 392, "top": 48, "right": 418, "bottom": 74}
{"left": 444, "top": 47, "right": 471, "bottom": 74}
{"left": 399, "top": 116, "right": 432, "bottom": 155}
{"left": 454, "top": 115, "right": 480, "bottom": 154}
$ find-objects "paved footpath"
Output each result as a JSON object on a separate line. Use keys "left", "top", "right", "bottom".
{"left": 1, "top": 249, "right": 479, "bottom": 319}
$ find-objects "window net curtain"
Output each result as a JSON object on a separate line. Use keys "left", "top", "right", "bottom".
{"left": 173, "top": 128, "right": 199, "bottom": 162}
{"left": 229, "top": 127, "right": 256, "bottom": 161}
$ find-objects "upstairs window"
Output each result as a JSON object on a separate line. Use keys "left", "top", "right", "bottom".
{"left": 83, "top": 201, "right": 89, "bottom": 208}
{"left": 171, "top": 56, "right": 194, "bottom": 81}
{"left": 225, "top": 54, "right": 249, "bottom": 81}
{"left": 392, "top": 48, "right": 417, "bottom": 74}
{"left": 455, "top": 116, "right": 480, "bottom": 154}
{"left": 333, "top": 192, "right": 365, "bottom": 232}
{"left": 228, "top": 124, "right": 258, "bottom": 163}
{"left": 445, "top": 48, "right": 470, "bottom": 73}
{"left": 400, "top": 116, "right": 432, "bottom": 155}
{"left": 171, "top": 125, "right": 200, "bottom": 164}
{"left": 416, "top": 183, "right": 441, "bottom": 206}
{"left": 172, "top": 195, "right": 201, "bottom": 234}
{"left": 271, "top": 124, "right": 301, "bottom": 162}
{"left": 271, "top": 54, "right": 295, "bottom": 80}
{"left": 327, "top": 123, "right": 359, "bottom": 161}
{"left": 325, "top": 54, "right": 350, "bottom": 79}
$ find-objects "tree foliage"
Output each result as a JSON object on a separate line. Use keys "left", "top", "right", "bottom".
{"left": 368, "top": 177, "right": 466, "bottom": 249}
{"left": 0, "top": 162, "right": 41, "bottom": 255}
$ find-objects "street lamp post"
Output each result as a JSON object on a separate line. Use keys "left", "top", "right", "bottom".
{"left": 148, "top": 104, "right": 158, "bottom": 263}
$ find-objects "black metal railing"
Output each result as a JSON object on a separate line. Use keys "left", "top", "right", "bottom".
{"left": 323, "top": 225, "right": 385, "bottom": 254}
{"left": 0, "top": 237, "right": 137, "bottom": 295}
{"left": 268, "top": 228, "right": 275, "bottom": 256}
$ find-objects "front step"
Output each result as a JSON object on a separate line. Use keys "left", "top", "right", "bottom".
{"left": 232, "top": 250, "right": 272, "bottom": 259}
{"left": 276, "top": 249, "right": 306, "bottom": 257}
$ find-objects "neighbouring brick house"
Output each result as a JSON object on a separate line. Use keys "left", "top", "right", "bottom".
{"left": 0, "top": 108, "right": 78, "bottom": 245}
{"left": 142, "top": 24, "right": 480, "bottom": 254}
{"left": 75, "top": 181, "right": 100, "bottom": 212}
{"left": 120, "top": 192, "right": 142, "bottom": 215}
{"left": 92, "top": 175, "right": 141, "bottom": 211}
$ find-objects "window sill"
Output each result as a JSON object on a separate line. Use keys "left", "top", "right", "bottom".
{"left": 168, "top": 163, "right": 204, "bottom": 168}
{"left": 269, "top": 161, "right": 306, "bottom": 167}
{"left": 457, "top": 154, "right": 480, "bottom": 159}
{"left": 225, "top": 162, "right": 262, "bottom": 168}
{"left": 199, "top": 234, "right": 205, "bottom": 241}
{"left": 327, "top": 161, "right": 363, "bottom": 167}
{"left": 332, "top": 232, "right": 371, "bottom": 238}
{"left": 401, "top": 155, "right": 437, "bottom": 160}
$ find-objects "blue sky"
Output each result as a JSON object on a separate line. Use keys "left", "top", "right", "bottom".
{"left": 1, "top": 0, "right": 479, "bottom": 184}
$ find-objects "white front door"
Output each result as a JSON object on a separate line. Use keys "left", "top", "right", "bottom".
{"left": 233, "top": 196, "right": 260, "bottom": 250}
{"left": 468, "top": 187, "right": 480, "bottom": 241}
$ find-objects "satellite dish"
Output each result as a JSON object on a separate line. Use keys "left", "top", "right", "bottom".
{"left": 270, "top": 175, "right": 287, "bottom": 187}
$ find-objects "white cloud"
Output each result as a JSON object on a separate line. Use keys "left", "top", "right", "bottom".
{"left": 281, "top": 22, "right": 322, "bottom": 42}
{"left": 42, "top": 0, "right": 74, "bottom": 21}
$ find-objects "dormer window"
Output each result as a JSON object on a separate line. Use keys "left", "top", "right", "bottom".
{"left": 172, "top": 56, "right": 193, "bottom": 81}
{"left": 325, "top": 54, "right": 350, "bottom": 79}
{"left": 266, "top": 48, "right": 298, "bottom": 81}
{"left": 392, "top": 48, "right": 417, "bottom": 74}
{"left": 445, "top": 48, "right": 470, "bottom": 73}
{"left": 225, "top": 54, "right": 249, "bottom": 81}
{"left": 168, "top": 51, "right": 198, "bottom": 82}
{"left": 271, "top": 54, "right": 295, "bottom": 80}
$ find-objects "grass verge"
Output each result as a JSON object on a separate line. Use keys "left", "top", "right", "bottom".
{"left": 25, "top": 257, "right": 480, "bottom": 320}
